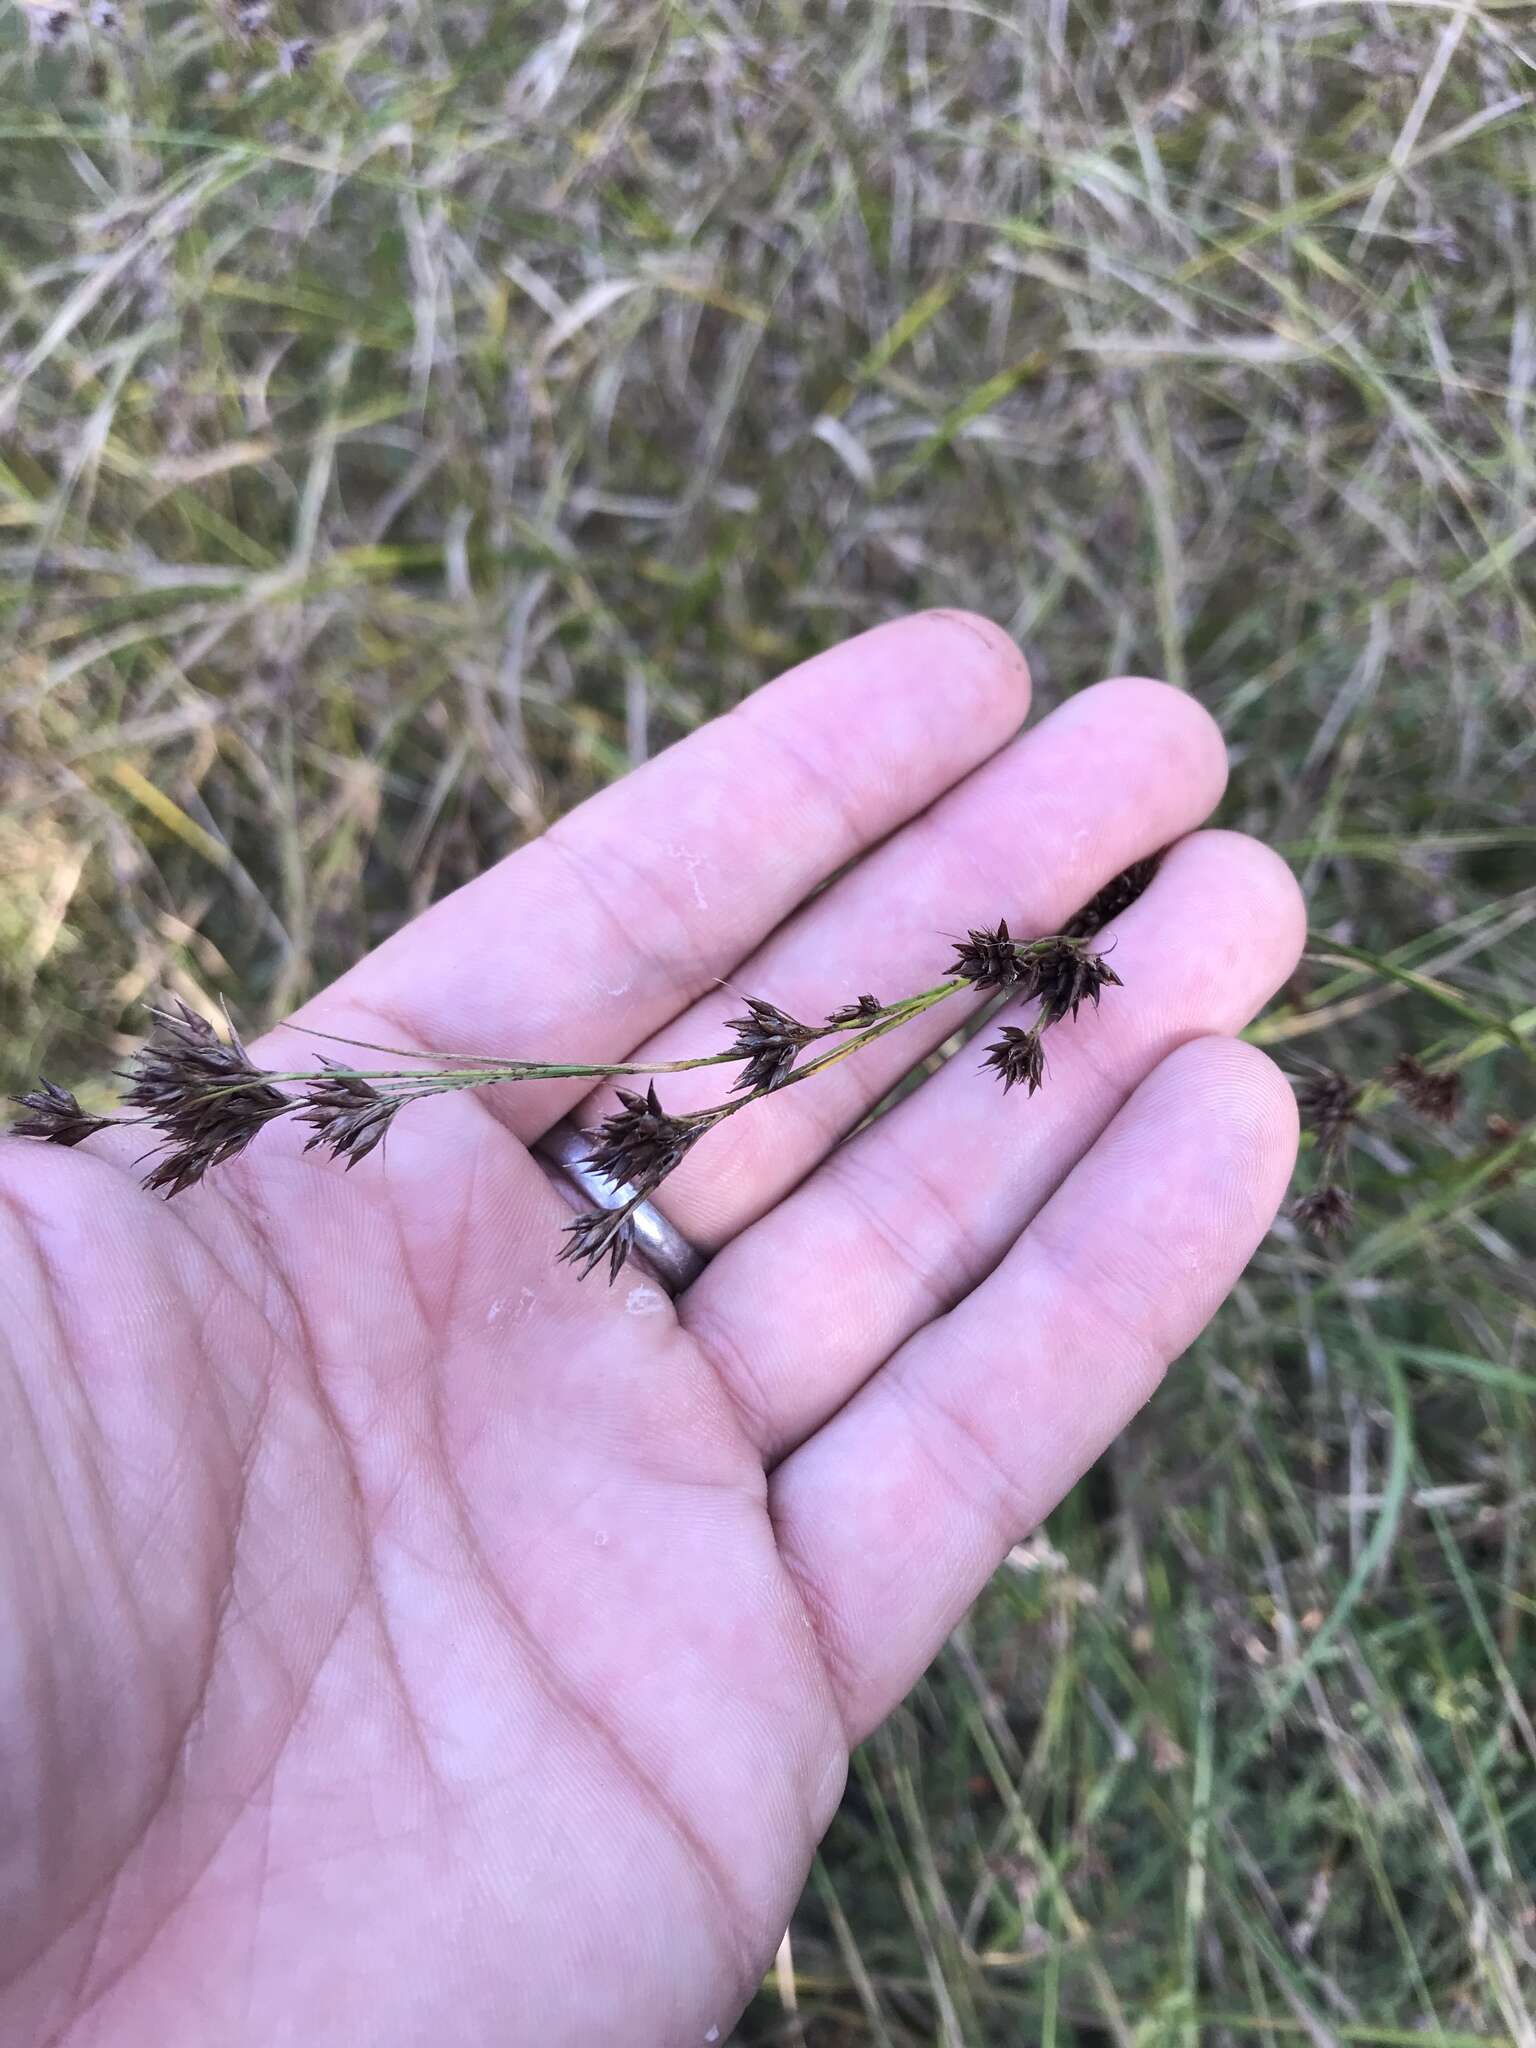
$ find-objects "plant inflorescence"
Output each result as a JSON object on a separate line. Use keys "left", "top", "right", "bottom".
{"left": 10, "top": 915, "right": 1125, "bottom": 1283}
{"left": 1290, "top": 1049, "right": 1467, "bottom": 1243}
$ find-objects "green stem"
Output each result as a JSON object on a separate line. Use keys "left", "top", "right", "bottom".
{"left": 273, "top": 983, "right": 949, "bottom": 1078}
{"left": 160, "top": 981, "right": 972, "bottom": 1108}
{"left": 672, "top": 978, "right": 967, "bottom": 1139}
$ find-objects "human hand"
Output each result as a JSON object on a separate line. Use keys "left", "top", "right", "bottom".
{"left": 1, "top": 614, "right": 1304, "bottom": 2046}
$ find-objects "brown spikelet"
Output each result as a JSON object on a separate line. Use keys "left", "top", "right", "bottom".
{"left": 826, "top": 994, "right": 883, "bottom": 1028}
{"left": 725, "top": 997, "right": 815, "bottom": 1093}
{"left": 951, "top": 919, "right": 1032, "bottom": 993}
{"left": 1384, "top": 1054, "right": 1462, "bottom": 1124}
{"left": 583, "top": 1083, "right": 706, "bottom": 1194}
{"left": 125, "top": 1003, "right": 289, "bottom": 1195}
{"left": 300, "top": 1064, "right": 399, "bottom": 1168}
{"left": 558, "top": 1207, "right": 638, "bottom": 1284}
{"left": 1293, "top": 1184, "right": 1354, "bottom": 1241}
{"left": 981, "top": 1025, "right": 1047, "bottom": 1096}
{"left": 1295, "top": 1070, "right": 1359, "bottom": 1142}
{"left": 1031, "top": 938, "right": 1123, "bottom": 1026}
{"left": 10, "top": 1080, "right": 118, "bottom": 1149}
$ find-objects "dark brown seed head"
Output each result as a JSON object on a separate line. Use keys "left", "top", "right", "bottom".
{"left": 123, "top": 1003, "right": 243, "bottom": 1109}
{"left": 981, "top": 1025, "right": 1046, "bottom": 1096}
{"left": 1031, "top": 937, "right": 1123, "bottom": 1026}
{"left": 558, "top": 1207, "right": 637, "bottom": 1284}
{"left": 1064, "top": 856, "right": 1162, "bottom": 941}
{"left": 10, "top": 1080, "right": 117, "bottom": 1148}
{"left": 726, "top": 997, "right": 815, "bottom": 1093}
{"left": 583, "top": 1083, "right": 699, "bottom": 1193}
{"left": 1293, "top": 1184, "right": 1354, "bottom": 1241}
{"left": 300, "top": 1064, "right": 399, "bottom": 1168}
{"left": 1385, "top": 1054, "right": 1462, "bottom": 1124}
{"left": 952, "top": 918, "right": 1032, "bottom": 992}
{"left": 1295, "top": 1069, "right": 1359, "bottom": 1140}
{"left": 826, "top": 994, "right": 883, "bottom": 1028}
{"left": 125, "top": 1002, "right": 289, "bottom": 1194}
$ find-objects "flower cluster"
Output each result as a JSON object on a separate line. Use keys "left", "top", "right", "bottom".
{"left": 1295, "top": 1069, "right": 1360, "bottom": 1145}
{"left": 1290, "top": 1049, "right": 1465, "bottom": 1243}
{"left": 951, "top": 918, "right": 1030, "bottom": 992}
{"left": 584, "top": 1083, "right": 706, "bottom": 1189}
{"left": 953, "top": 925, "right": 1122, "bottom": 1102}
{"left": 11, "top": 846, "right": 1506, "bottom": 1284}
{"left": 11, "top": 878, "right": 1144, "bottom": 1283}
{"left": 556, "top": 1084, "right": 728, "bottom": 1280}
{"left": 1292, "top": 1184, "right": 1354, "bottom": 1240}
{"left": 953, "top": 922, "right": 1121, "bottom": 1016}
{"left": 300, "top": 1064, "right": 400, "bottom": 1169}
{"left": 825, "top": 994, "right": 883, "bottom": 1028}
{"left": 980, "top": 1027, "right": 1046, "bottom": 1097}
{"left": 725, "top": 999, "right": 817, "bottom": 1094}
{"left": 557, "top": 1208, "right": 639, "bottom": 1286}
{"left": 1289, "top": 1066, "right": 1360, "bottom": 1242}
{"left": 10, "top": 1080, "right": 117, "bottom": 1149}
{"left": 1385, "top": 1053, "right": 1462, "bottom": 1124}
{"left": 123, "top": 1004, "right": 291, "bottom": 1195}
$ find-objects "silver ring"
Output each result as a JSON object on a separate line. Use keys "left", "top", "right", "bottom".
{"left": 535, "top": 1119, "right": 708, "bottom": 1295}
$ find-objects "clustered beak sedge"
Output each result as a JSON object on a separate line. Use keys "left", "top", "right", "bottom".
{"left": 1289, "top": 1050, "right": 1465, "bottom": 1244}
{"left": 11, "top": 873, "right": 1150, "bottom": 1284}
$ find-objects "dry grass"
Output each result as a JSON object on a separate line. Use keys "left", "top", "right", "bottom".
{"left": 3, "top": 0, "right": 1535, "bottom": 2039}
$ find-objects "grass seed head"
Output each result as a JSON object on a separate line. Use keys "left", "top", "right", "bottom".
{"left": 1385, "top": 1054, "right": 1462, "bottom": 1124}
{"left": 558, "top": 1207, "right": 638, "bottom": 1284}
{"left": 10, "top": 1080, "right": 117, "bottom": 1148}
{"left": 583, "top": 1082, "right": 698, "bottom": 1193}
{"left": 981, "top": 1025, "right": 1047, "bottom": 1095}
{"left": 1293, "top": 1184, "right": 1354, "bottom": 1241}
{"left": 952, "top": 918, "right": 1033, "bottom": 993}
{"left": 125, "top": 1002, "right": 288, "bottom": 1194}
{"left": 1031, "top": 938, "right": 1123, "bottom": 1026}
{"left": 301, "top": 1064, "right": 399, "bottom": 1168}
{"left": 825, "top": 994, "right": 883, "bottom": 1028}
{"left": 1295, "top": 1069, "right": 1360, "bottom": 1141}
{"left": 726, "top": 997, "right": 815, "bottom": 1093}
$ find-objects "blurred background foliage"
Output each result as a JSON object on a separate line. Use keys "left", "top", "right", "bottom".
{"left": 2, "top": 0, "right": 1534, "bottom": 2039}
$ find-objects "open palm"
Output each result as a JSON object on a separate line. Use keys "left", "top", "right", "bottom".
{"left": 1, "top": 615, "right": 1304, "bottom": 2047}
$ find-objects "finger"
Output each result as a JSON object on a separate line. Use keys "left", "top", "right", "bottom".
{"left": 584, "top": 678, "right": 1228, "bottom": 1243}
{"left": 287, "top": 611, "right": 1031, "bottom": 1137}
{"left": 685, "top": 831, "right": 1305, "bottom": 1457}
{"left": 768, "top": 1036, "right": 1298, "bottom": 1743}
